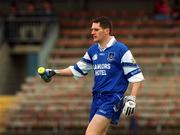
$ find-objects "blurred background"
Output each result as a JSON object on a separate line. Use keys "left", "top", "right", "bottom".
{"left": 0, "top": 0, "right": 180, "bottom": 135}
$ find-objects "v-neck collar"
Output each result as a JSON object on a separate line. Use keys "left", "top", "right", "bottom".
{"left": 98, "top": 36, "right": 116, "bottom": 52}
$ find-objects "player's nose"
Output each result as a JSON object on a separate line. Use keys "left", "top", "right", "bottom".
{"left": 91, "top": 29, "right": 96, "bottom": 35}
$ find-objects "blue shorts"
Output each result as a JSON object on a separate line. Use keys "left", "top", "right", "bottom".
{"left": 89, "top": 92, "right": 124, "bottom": 124}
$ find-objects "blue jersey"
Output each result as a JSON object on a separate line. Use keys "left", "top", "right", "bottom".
{"left": 69, "top": 37, "right": 144, "bottom": 94}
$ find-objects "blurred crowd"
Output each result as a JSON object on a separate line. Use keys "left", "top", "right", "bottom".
{"left": 153, "top": 0, "right": 180, "bottom": 20}
{"left": 9, "top": 0, "right": 55, "bottom": 16}
{"left": 1, "top": 0, "right": 179, "bottom": 20}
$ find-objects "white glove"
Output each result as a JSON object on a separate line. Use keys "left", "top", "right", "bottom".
{"left": 122, "top": 96, "right": 136, "bottom": 116}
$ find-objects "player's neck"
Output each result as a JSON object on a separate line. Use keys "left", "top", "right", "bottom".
{"left": 99, "top": 36, "right": 112, "bottom": 49}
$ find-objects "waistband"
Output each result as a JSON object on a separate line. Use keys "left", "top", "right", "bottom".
{"left": 92, "top": 91, "right": 124, "bottom": 96}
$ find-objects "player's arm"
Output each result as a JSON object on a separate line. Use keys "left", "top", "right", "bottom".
{"left": 55, "top": 52, "right": 93, "bottom": 78}
{"left": 121, "top": 50, "right": 144, "bottom": 116}
{"left": 130, "top": 81, "right": 142, "bottom": 97}
{"left": 54, "top": 67, "right": 73, "bottom": 76}
{"left": 123, "top": 81, "right": 143, "bottom": 116}
{"left": 38, "top": 52, "right": 93, "bottom": 82}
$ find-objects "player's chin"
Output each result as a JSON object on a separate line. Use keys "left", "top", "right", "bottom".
{"left": 93, "top": 38, "right": 99, "bottom": 42}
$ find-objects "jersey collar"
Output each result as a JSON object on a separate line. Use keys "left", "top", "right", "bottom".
{"left": 98, "top": 36, "right": 116, "bottom": 52}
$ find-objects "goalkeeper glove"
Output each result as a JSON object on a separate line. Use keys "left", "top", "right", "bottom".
{"left": 122, "top": 96, "right": 136, "bottom": 116}
{"left": 37, "top": 67, "right": 56, "bottom": 82}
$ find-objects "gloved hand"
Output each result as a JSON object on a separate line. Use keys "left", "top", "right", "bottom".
{"left": 122, "top": 95, "right": 136, "bottom": 116}
{"left": 37, "top": 67, "right": 56, "bottom": 82}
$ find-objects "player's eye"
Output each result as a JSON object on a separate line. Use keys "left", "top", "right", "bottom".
{"left": 94, "top": 28, "right": 99, "bottom": 31}
{"left": 91, "top": 28, "right": 99, "bottom": 32}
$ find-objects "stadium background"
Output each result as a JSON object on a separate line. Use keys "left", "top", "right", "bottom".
{"left": 0, "top": 0, "right": 180, "bottom": 135}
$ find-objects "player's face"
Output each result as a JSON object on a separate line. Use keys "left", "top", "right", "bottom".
{"left": 91, "top": 22, "right": 107, "bottom": 43}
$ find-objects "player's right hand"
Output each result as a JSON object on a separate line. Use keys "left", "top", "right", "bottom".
{"left": 37, "top": 67, "right": 56, "bottom": 82}
{"left": 45, "top": 68, "right": 56, "bottom": 78}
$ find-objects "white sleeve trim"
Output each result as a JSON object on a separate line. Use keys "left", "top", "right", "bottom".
{"left": 77, "top": 61, "right": 93, "bottom": 74}
{"left": 121, "top": 50, "right": 138, "bottom": 75}
{"left": 123, "top": 67, "right": 139, "bottom": 75}
{"left": 84, "top": 52, "right": 91, "bottom": 60}
{"left": 121, "top": 50, "right": 135, "bottom": 64}
{"left": 121, "top": 50, "right": 144, "bottom": 82}
{"left": 128, "top": 72, "right": 144, "bottom": 83}
{"left": 69, "top": 66, "right": 83, "bottom": 80}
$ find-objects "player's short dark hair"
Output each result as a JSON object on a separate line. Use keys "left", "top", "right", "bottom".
{"left": 92, "top": 16, "right": 113, "bottom": 34}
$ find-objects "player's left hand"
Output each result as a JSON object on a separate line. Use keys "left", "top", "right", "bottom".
{"left": 122, "top": 96, "right": 136, "bottom": 116}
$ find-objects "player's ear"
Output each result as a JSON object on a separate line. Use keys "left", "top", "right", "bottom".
{"left": 104, "top": 28, "right": 110, "bottom": 35}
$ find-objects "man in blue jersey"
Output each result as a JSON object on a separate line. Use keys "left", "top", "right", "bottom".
{"left": 39, "top": 16, "right": 144, "bottom": 135}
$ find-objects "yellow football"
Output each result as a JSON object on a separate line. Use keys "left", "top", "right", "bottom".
{"left": 38, "top": 67, "right": 45, "bottom": 74}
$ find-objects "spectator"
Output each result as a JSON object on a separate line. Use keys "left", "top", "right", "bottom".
{"left": 26, "top": 1, "right": 36, "bottom": 15}
{"left": 154, "top": 0, "right": 178, "bottom": 20}
{"left": 10, "top": 1, "right": 18, "bottom": 15}
{"left": 42, "top": 0, "right": 54, "bottom": 14}
{"left": 173, "top": 0, "right": 180, "bottom": 19}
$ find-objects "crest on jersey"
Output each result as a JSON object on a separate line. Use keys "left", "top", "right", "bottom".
{"left": 92, "top": 54, "right": 98, "bottom": 61}
{"left": 107, "top": 52, "right": 115, "bottom": 62}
